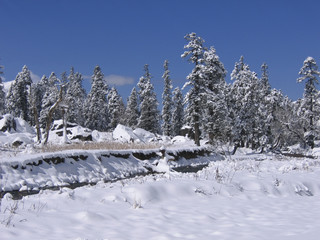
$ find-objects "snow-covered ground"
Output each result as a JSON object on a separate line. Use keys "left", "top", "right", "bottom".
{"left": 2, "top": 116, "right": 320, "bottom": 239}
{"left": 2, "top": 153, "right": 320, "bottom": 240}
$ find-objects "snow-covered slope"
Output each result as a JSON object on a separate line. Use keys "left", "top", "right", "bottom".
{"left": 1, "top": 155, "right": 320, "bottom": 240}
{"left": 0, "top": 147, "right": 215, "bottom": 194}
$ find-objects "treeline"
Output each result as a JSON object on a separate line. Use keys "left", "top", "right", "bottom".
{"left": 0, "top": 32, "right": 319, "bottom": 151}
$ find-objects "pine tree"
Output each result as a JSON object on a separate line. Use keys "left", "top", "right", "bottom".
{"left": 34, "top": 75, "right": 48, "bottom": 117}
{"left": 6, "top": 65, "right": 32, "bottom": 121}
{"left": 258, "top": 63, "right": 273, "bottom": 150}
{"left": 161, "top": 60, "right": 173, "bottom": 136}
{"left": 108, "top": 87, "right": 124, "bottom": 130}
{"left": 297, "top": 57, "right": 320, "bottom": 148}
{"left": 137, "top": 65, "right": 159, "bottom": 133}
{"left": 230, "top": 57, "right": 262, "bottom": 150}
{"left": 0, "top": 63, "right": 6, "bottom": 115}
{"left": 124, "top": 87, "right": 139, "bottom": 128}
{"left": 270, "top": 89, "right": 304, "bottom": 148}
{"left": 65, "top": 67, "right": 87, "bottom": 126}
{"left": 181, "top": 32, "right": 207, "bottom": 146}
{"left": 138, "top": 64, "right": 152, "bottom": 102}
{"left": 39, "top": 72, "right": 59, "bottom": 128}
{"left": 84, "top": 66, "right": 109, "bottom": 131}
{"left": 201, "top": 46, "right": 227, "bottom": 143}
{"left": 172, "top": 87, "right": 184, "bottom": 136}
{"left": 261, "top": 63, "right": 271, "bottom": 94}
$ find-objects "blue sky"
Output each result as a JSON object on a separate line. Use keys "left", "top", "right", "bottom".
{"left": 1, "top": 0, "right": 320, "bottom": 102}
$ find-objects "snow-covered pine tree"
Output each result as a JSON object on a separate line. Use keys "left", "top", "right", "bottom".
{"left": 39, "top": 72, "right": 60, "bottom": 128}
{"left": 33, "top": 75, "right": 48, "bottom": 119}
{"left": 270, "top": 90, "right": 304, "bottom": 148}
{"left": 297, "top": 57, "right": 320, "bottom": 148}
{"left": 65, "top": 67, "right": 87, "bottom": 126}
{"left": 172, "top": 87, "right": 184, "bottom": 136}
{"left": 84, "top": 66, "right": 109, "bottom": 131}
{"left": 0, "top": 63, "right": 6, "bottom": 115}
{"left": 261, "top": 63, "right": 271, "bottom": 95}
{"left": 161, "top": 60, "right": 173, "bottom": 136}
{"left": 181, "top": 32, "right": 207, "bottom": 146}
{"left": 138, "top": 64, "right": 152, "bottom": 102}
{"left": 108, "top": 87, "right": 124, "bottom": 130}
{"left": 6, "top": 65, "right": 32, "bottom": 122}
{"left": 230, "top": 57, "right": 262, "bottom": 150}
{"left": 124, "top": 87, "right": 139, "bottom": 128}
{"left": 137, "top": 65, "right": 160, "bottom": 133}
{"left": 258, "top": 63, "right": 273, "bottom": 150}
{"left": 28, "top": 75, "right": 50, "bottom": 141}
{"left": 201, "top": 46, "right": 227, "bottom": 143}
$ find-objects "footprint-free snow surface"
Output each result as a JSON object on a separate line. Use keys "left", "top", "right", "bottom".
{"left": 2, "top": 150, "right": 320, "bottom": 240}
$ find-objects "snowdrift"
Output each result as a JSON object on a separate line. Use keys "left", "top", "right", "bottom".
{"left": 0, "top": 146, "right": 216, "bottom": 197}
{"left": 3, "top": 153, "right": 320, "bottom": 240}
{"left": 0, "top": 114, "right": 36, "bottom": 147}
{"left": 112, "top": 124, "right": 169, "bottom": 143}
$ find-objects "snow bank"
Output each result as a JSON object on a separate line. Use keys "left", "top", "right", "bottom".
{"left": 112, "top": 124, "right": 159, "bottom": 143}
{"left": 112, "top": 124, "right": 139, "bottom": 143}
{"left": 0, "top": 146, "right": 216, "bottom": 194}
{"left": 2, "top": 155, "right": 320, "bottom": 240}
{"left": 0, "top": 114, "right": 36, "bottom": 148}
{"left": 0, "top": 150, "right": 149, "bottom": 192}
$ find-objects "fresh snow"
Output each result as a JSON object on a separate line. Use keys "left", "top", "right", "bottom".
{"left": 2, "top": 150, "right": 320, "bottom": 239}
{"left": 1, "top": 117, "right": 320, "bottom": 239}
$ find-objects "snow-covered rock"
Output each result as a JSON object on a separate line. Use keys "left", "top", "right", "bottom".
{"left": 0, "top": 114, "right": 36, "bottom": 148}
{"left": 133, "top": 127, "right": 156, "bottom": 143}
{"left": 112, "top": 124, "right": 159, "bottom": 143}
{"left": 112, "top": 124, "right": 139, "bottom": 143}
{"left": 48, "top": 120, "right": 93, "bottom": 143}
{"left": 0, "top": 114, "right": 17, "bottom": 132}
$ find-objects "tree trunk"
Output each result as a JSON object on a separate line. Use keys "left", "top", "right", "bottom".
{"left": 194, "top": 121, "right": 200, "bottom": 146}
{"left": 232, "top": 143, "right": 239, "bottom": 155}
{"left": 29, "top": 87, "right": 41, "bottom": 143}
{"left": 33, "top": 106, "right": 41, "bottom": 143}
{"left": 43, "top": 88, "right": 63, "bottom": 145}
{"left": 62, "top": 108, "right": 70, "bottom": 144}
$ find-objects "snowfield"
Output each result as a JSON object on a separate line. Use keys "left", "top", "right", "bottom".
{"left": 1, "top": 117, "right": 320, "bottom": 239}
{"left": 2, "top": 152, "right": 320, "bottom": 240}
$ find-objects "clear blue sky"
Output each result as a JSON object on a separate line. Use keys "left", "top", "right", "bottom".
{"left": 1, "top": 0, "right": 320, "bottom": 101}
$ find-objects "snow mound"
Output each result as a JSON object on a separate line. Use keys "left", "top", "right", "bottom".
{"left": 112, "top": 124, "right": 139, "bottom": 143}
{"left": 112, "top": 124, "right": 159, "bottom": 143}
{"left": 15, "top": 117, "right": 36, "bottom": 134}
{"left": 0, "top": 114, "right": 36, "bottom": 148}
{"left": 133, "top": 127, "right": 156, "bottom": 143}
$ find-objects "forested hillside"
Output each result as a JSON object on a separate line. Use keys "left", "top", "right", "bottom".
{"left": 1, "top": 33, "right": 319, "bottom": 152}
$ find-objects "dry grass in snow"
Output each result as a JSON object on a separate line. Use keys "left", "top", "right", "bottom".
{"left": 38, "top": 141, "right": 162, "bottom": 153}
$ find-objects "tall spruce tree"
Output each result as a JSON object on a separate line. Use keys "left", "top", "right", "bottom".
{"left": 201, "top": 46, "right": 227, "bottom": 143}
{"left": 258, "top": 63, "right": 273, "bottom": 150}
{"left": 230, "top": 57, "right": 262, "bottom": 150}
{"left": 124, "top": 87, "right": 139, "bottom": 128}
{"left": 297, "top": 57, "right": 320, "bottom": 148}
{"left": 172, "top": 87, "right": 184, "bottom": 136}
{"left": 161, "top": 60, "right": 173, "bottom": 136}
{"left": 6, "top": 65, "right": 32, "bottom": 121}
{"left": 65, "top": 67, "right": 87, "bottom": 126}
{"left": 181, "top": 32, "right": 207, "bottom": 146}
{"left": 137, "top": 64, "right": 159, "bottom": 133}
{"left": 84, "top": 66, "right": 109, "bottom": 131}
{"left": 33, "top": 75, "right": 48, "bottom": 120}
{"left": 108, "top": 87, "right": 124, "bottom": 130}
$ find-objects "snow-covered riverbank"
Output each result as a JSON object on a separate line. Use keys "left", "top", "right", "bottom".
{"left": 1, "top": 152, "right": 320, "bottom": 240}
